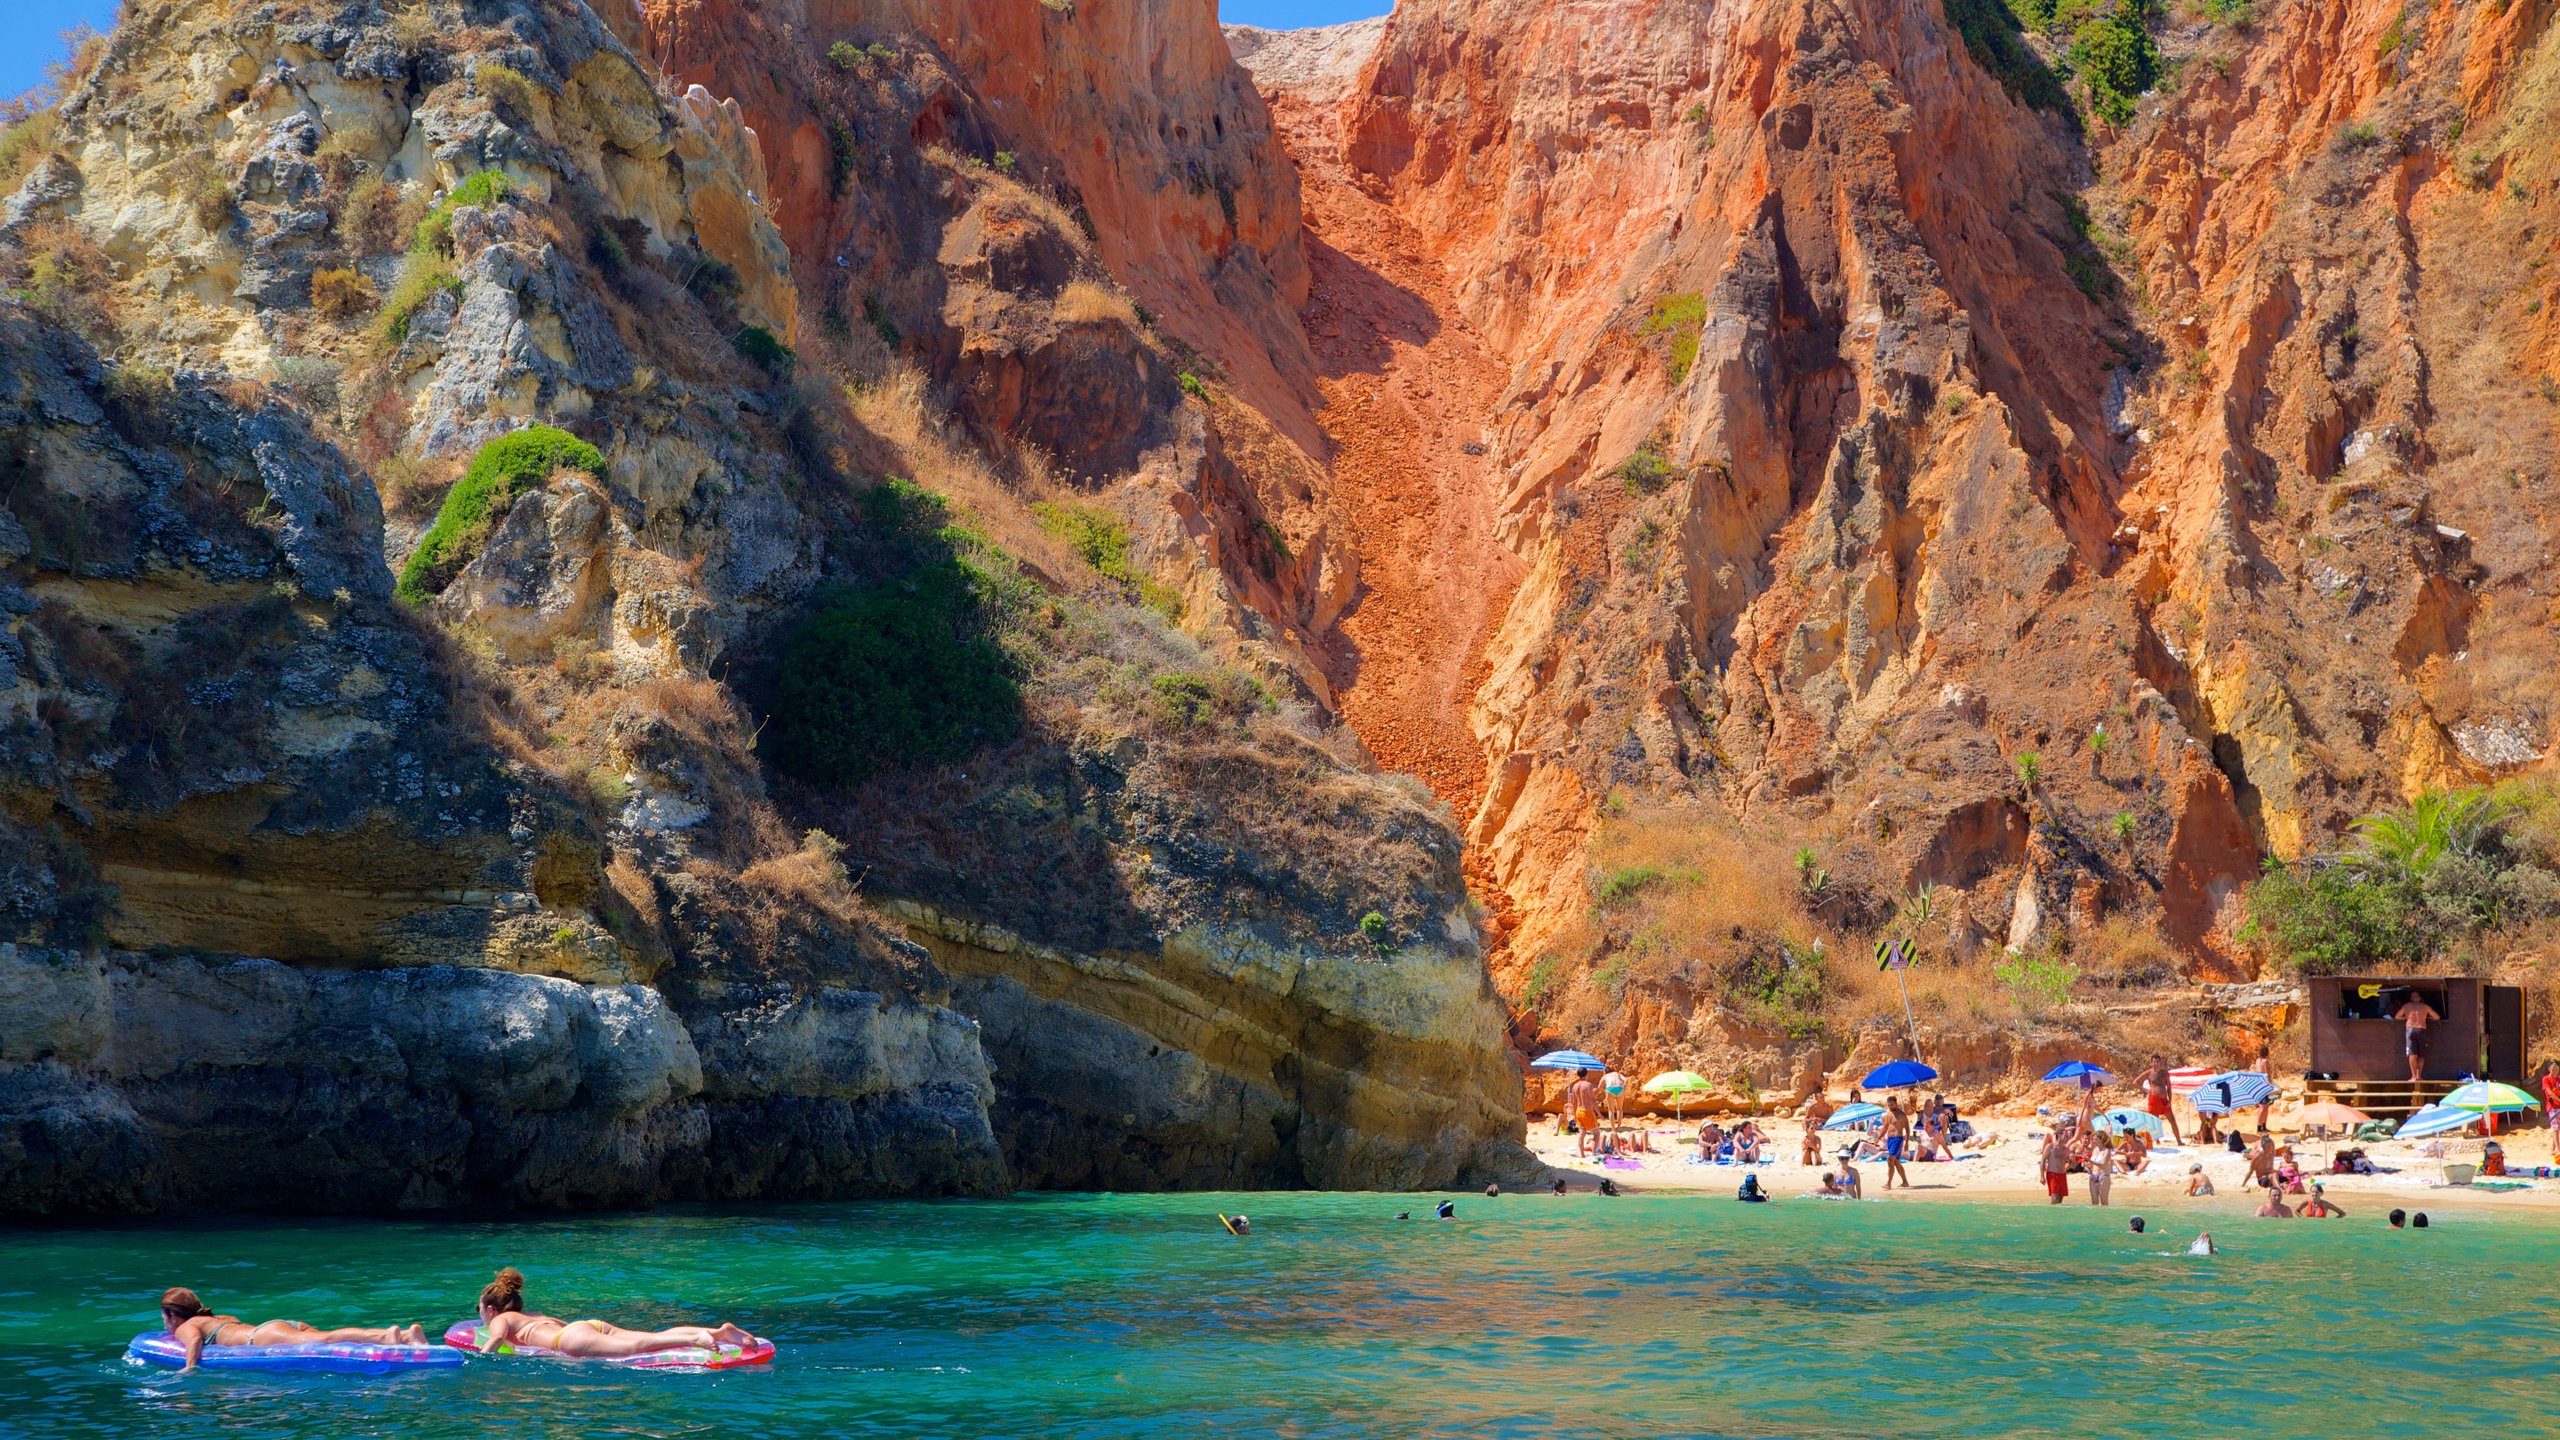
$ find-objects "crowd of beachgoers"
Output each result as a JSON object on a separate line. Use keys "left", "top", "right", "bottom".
{"left": 1525, "top": 1050, "right": 2560, "bottom": 1217}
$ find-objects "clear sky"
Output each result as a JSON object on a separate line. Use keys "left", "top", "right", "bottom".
{"left": 1218, "top": 1, "right": 1392, "bottom": 28}
{"left": 0, "top": 2, "right": 1384, "bottom": 103}
{"left": 4, "top": 0, "right": 120, "bottom": 102}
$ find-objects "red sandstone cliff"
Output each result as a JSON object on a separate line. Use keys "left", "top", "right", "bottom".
{"left": 1230, "top": 0, "right": 2560, "bottom": 1078}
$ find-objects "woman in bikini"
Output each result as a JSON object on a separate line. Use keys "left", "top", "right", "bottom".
{"left": 158, "top": 1288, "right": 425, "bottom": 1369}
{"left": 475, "top": 1267, "right": 760, "bottom": 1359}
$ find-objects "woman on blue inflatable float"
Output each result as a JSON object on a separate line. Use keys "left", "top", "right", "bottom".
{"left": 469, "top": 1267, "right": 763, "bottom": 1361}
{"left": 157, "top": 1288, "right": 426, "bottom": 1369}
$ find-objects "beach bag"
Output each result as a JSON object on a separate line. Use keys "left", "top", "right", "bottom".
{"left": 2226, "top": 1133, "right": 2247, "bottom": 1153}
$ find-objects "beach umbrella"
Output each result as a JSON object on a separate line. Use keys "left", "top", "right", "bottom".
{"left": 2189, "top": 1071, "right": 2275, "bottom": 1116}
{"left": 2168, "top": 1066, "right": 2214, "bottom": 1095}
{"left": 2296, "top": 1100, "right": 2370, "bottom": 1130}
{"left": 1531, "top": 1049, "right": 1605, "bottom": 1072}
{"left": 2095, "top": 1107, "right": 2165, "bottom": 1138}
{"left": 1642, "top": 1069, "right": 1713, "bottom": 1117}
{"left": 2042, "top": 1061, "right": 2114, "bottom": 1083}
{"left": 1821, "top": 1103, "right": 1886, "bottom": 1131}
{"left": 2439, "top": 1080, "right": 2540, "bottom": 1114}
{"left": 1861, "top": 1060, "right": 1938, "bottom": 1090}
{"left": 2396, "top": 1104, "right": 2480, "bottom": 1139}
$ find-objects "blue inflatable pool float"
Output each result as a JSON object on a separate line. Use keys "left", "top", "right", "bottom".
{"left": 125, "top": 1332, "right": 465, "bottom": 1375}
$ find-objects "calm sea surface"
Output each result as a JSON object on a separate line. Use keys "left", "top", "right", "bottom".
{"left": 0, "top": 1191, "right": 2540, "bottom": 1438}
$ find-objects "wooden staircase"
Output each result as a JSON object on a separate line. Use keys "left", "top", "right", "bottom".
{"left": 2302, "top": 1077, "right": 2461, "bottom": 1122}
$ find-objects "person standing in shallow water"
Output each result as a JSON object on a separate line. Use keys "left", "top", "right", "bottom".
{"left": 2084, "top": 1135, "right": 2114, "bottom": 1207}
{"left": 2041, "top": 1130, "right": 2072, "bottom": 1205}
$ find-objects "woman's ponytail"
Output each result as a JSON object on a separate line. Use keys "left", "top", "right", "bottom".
{"left": 479, "top": 1266, "right": 527, "bottom": 1314}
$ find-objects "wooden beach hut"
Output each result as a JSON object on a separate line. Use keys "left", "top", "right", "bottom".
{"left": 2303, "top": 976, "right": 2527, "bottom": 1117}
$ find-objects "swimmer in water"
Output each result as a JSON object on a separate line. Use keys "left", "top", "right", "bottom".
{"left": 1596, "top": 1178, "right": 1621, "bottom": 1197}
{"left": 2188, "top": 1232, "right": 2217, "bottom": 1256}
{"left": 1221, "top": 1214, "right": 1251, "bottom": 1234}
{"left": 474, "top": 1268, "right": 761, "bottom": 1359}
{"left": 1434, "top": 1200, "right": 1456, "bottom": 1219}
{"left": 2128, "top": 1216, "right": 2147, "bottom": 1234}
{"left": 1551, "top": 1177, "right": 1569, "bottom": 1196}
{"left": 157, "top": 1289, "right": 426, "bottom": 1370}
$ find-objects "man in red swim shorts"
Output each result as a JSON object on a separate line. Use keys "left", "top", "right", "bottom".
{"left": 2041, "top": 1131, "right": 2072, "bottom": 1204}
{"left": 2141, "top": 1056, "right": 2183, "bottom": 1143}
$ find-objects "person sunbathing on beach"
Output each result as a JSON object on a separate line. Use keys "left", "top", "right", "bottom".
{"left": 475, "top": 1268, "right": 760, "bottom": 1359}
{"left": 1732, "top": 1121, "right": 1765, "bottom": 1164}
{"left": 157, "top": 1288, "right": 424, "bottom": 1371}
{"left": 2117, "top": 1131, "right": 2152, "bottom": 1175}
{"left": 1800, "top": 1096, "right": 1835, "bottom": 1164}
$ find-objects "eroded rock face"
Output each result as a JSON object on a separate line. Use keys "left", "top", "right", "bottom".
{"left": 1223, "top": 0, "right": 2560, "bottom": 1077}
{"left": 0, "top": 306, "right": 1004, "bottom": 1212}
{"left": 0, "top": 0, "right": 1534, "bottom": 1208}
{"left": 0, "top": 948, "right": 1001, "bottom": 1213}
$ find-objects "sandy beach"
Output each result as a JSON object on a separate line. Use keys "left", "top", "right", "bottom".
{"left": 1532, "top": 1104, "right": 2560, "bottom": 1213}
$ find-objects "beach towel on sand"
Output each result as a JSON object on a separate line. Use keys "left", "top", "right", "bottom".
{"left": 1603, "top": 1156, "right": 1644, "bottom": 1170}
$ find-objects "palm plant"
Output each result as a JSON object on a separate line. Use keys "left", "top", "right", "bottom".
{"left": 2351, "top": 788, "right": 2506, "bottom": 883}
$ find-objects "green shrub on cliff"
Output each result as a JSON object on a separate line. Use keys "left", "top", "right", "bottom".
{"left": 1638, "top": 292, "right": 1706, "bottom": 383}
{"left": 2240, "top": 785, "right": 2560, "bottom": 973}
{"left": 395, "top": 425, "right": 604, "bottom": 604}
{"left": 734, "top": 324, "right": 794, "bottom": 376}
{"left": 1032, "top": 500, "right": 1182, "bottom": 620}
{"left": 767, "top": 481, "right": 1027, "bottom": 786}
{"left": 414, "top": 168, "right": 511, "bottom": 256}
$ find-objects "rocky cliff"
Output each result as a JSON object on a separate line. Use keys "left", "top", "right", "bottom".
{"left": 0, "top": 0, "right": 1533, "bottom": 1213}
{"left": 1223, "top": 0, "right": 2560, "bottom": 1086}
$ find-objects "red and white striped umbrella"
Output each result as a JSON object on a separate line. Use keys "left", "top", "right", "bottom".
{"left": 2168, "top": 1066, "right": 2216, "bottom": 1096}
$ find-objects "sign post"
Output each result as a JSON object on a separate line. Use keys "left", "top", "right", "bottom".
{"left": 1875, "top": 937, "right": 1921, "bottom": 1059}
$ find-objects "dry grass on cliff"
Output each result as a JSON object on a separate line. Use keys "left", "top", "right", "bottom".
{"left": 1055, "top": 280, "right": 1138, "bottom": 328}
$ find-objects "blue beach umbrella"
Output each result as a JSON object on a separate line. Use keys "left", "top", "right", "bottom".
{"left": 2396, "top": 1104, "right": 2481, "bottom": 1139}
{"left": 2042, "top": 1061, "right": 2114, "bottom": 1083}
{"left": 1531, "top": 1049, "right": 1606, "bottom": 1072}
{"left": 1821, "top": 1103, "right": 1886, "bottom": 1131}
{"left": 2094, "top": 1107, "right": 2165, "bottom": 1138}
{"left": 1862, "top": 1060, "right": 1939, "bottom": 1090}
{"left": 2189, "top": 1071, "right": 2275, "bottom": 1116}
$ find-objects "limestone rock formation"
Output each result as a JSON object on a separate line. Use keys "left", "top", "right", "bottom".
{"left": 0, "top": 305, "right": 1002, "bottom": 1213}
{"left": 0, "top": 0, "right": 1534, "bottom": 1211}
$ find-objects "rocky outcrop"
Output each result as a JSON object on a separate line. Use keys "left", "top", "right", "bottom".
{"left": 0, "top": 303, "right": 1003, "bottom": 1212}
{"left": 0, "top": 0, "right": 1534, "bottom": 1210}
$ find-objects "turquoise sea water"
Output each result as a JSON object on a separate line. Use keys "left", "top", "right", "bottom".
{"left": 0, "top": 1192, "right": 2542, "bottom": 1439}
